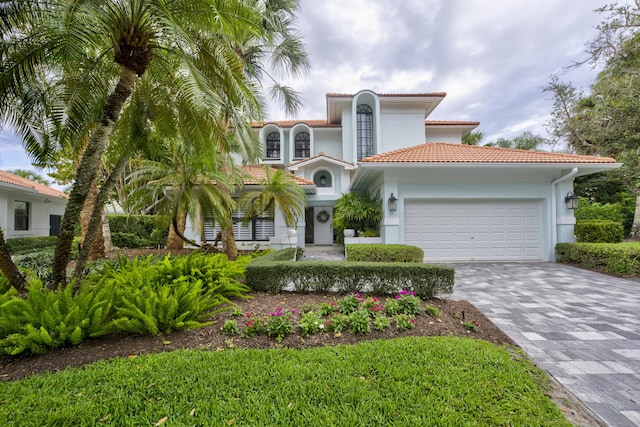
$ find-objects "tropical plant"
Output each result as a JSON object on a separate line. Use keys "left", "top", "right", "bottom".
{"left": 545, "top": 2, "right": 640, "bottom": 237}
{"left": 333, "top": 191, "right": 383, "bottom": 237}
{"left": 0, "top": 0, "right": 268, "bottom": 290}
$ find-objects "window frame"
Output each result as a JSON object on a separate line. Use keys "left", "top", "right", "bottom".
{"left": 294, "top": 131, "right": 310, "bottom": 159}
{"left": 356, "top": 104, "right": 374, "bottom": 162}
{"left": 266, "top": 131, "right": 281, "bottom": 160}
{"left": 14, "top": 200, "right": 30, "bottom": 231}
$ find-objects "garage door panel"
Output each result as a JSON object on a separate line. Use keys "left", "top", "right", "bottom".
{"left": 405, "top": 199, "right": 542, "bottom": 261}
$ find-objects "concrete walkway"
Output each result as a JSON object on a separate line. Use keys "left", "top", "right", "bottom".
{"left": 451, "top": 262, "right": 640, "bottom": 427}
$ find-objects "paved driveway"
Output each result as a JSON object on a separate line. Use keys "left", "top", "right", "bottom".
{"left": 451, "top": 262, "right": 640, "bottom": 427}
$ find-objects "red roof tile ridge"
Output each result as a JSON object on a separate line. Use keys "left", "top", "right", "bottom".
{"left": 361, "top": 142, "right": 618, "bottom": 163}
{"left": 425, "top": 120, "right": 480, "bottom": 125}
{"left": 0, "top": 170, "right": 67, "bottom": 198}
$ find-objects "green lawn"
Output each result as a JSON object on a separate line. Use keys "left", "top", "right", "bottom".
{"left": 0, "top": 336, "right": 571, "bottom": 426}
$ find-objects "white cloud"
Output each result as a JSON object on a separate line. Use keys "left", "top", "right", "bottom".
{"left": 271, "top": 0, "right": 605, "bottom": 145}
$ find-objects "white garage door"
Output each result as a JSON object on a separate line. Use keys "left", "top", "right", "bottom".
{"left": 404, "top": 199, "right": 542, "bottom": 261}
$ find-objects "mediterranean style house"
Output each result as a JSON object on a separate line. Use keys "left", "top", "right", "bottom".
{"left": 194, "top": 90, "right": 620, "bottom": 262}
{"left": 0, "top": 170, "right": 67, "bottom": 238}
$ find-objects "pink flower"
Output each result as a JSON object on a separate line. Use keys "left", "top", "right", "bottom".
{"left": 291, "top": 309, "right": 297, "bottom": 315}
{"left": 246, "top": 312, "right": 253, "bottom": 318}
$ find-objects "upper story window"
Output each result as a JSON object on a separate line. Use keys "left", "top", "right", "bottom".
{"left": 266, "top": 131, "right": 280, "bottom": 160}
{"left": 294, "top": 132, "right": 310, "bottom": 159}
{"left": 14, "top": 200, "right": 30, "bottom": 231}
{"left": 356, "top": 104, "right": 373, "bottom": 162}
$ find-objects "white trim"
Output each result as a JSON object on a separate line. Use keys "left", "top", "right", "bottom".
{"left": 550, "top": 167, "right": 578, "bottom": 258}
{"left": 289, "top": 155, "right": 356, "bottom": 171}
{"left": 289, "top": 123, "right": 313, "bottom": 163}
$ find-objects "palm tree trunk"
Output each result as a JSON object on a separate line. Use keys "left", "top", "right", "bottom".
{"left": 81, "top": 180, "right": 105, "bottom": 260}
{"left": 74, "top": 153, "right": 130, "bottom": 284}
{"left": 53, "top": 66, "right": 137, "bottom": 286}
{"left": 222, "top": 225, "right": 238, "bottom": 260}
{"left": 166, "top": 211, "right": 187, "bottom": 251}
{"left": 0, "top": 228, "right": 27, "bottom": 294}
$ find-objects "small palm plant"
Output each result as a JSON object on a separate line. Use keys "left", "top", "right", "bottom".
{"left": 333, "top": 191, "right": 383, "bottom": 239}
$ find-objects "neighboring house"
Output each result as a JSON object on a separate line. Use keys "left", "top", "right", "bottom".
{"left": 0, "top": 170, "right": 67, "bottom": 238}
{"left": 198, "top": 89, "right": 621, "bottom": 261}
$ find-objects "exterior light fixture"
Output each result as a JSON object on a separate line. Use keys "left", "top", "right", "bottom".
{"left": 319, "top": 173, "right": 327, "bottom": 186}
{"left": 388, "top": 193, "right": 398, "bottom": 212}
{"left": 564, "top": 192, "right": 579, "bottom": 210}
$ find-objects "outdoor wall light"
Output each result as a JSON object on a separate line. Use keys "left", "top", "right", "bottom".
{"left": 319, "top": 173, "right": 327, "bottom": 186}
{"left": 564, "top": 191, "right": 579, "bottom": 210}
{"left": 388, "top": 193, "right": 398, "bottom": 212}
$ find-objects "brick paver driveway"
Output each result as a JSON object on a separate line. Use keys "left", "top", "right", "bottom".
{"left": 451, "top": 262, "right": 640, "bottom": 427}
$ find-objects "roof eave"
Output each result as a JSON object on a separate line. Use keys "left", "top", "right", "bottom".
{"left": 358, "top": 162, "right": 622, "bottom": 169}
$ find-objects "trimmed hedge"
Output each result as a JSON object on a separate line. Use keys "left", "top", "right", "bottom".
{"left": 246, "top": 251, "right": 454, "bottom": 299}
{"left": 347, "top": 244, "right": 424, "bottom": 263}
{"left": 5, "top": 236, "right": 57, "bottom": 255}
{"left": 109, "top": 214, "right": 168, "bottom": 248}
{"left": 574, "top": 220, "right": 624, "bottom": 243}
{"left": 556, "top": 242, "right": 640, "bottom": 277}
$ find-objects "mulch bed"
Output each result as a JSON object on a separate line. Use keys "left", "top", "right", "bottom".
{"left": 0, "top": 292, "right": 513, "bottom": 381}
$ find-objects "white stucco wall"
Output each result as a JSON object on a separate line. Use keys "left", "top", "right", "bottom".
{"left": 426, "top": 128, "right": 464, "bottom": 144}
{"left": 0, "top": 188, "right": 66, "bottom": 238}
{"left": 380, "top": 105, "right": 427, "bottom": 151}
{"left": 377, "top": 167, "right": 578, "bottom": 261}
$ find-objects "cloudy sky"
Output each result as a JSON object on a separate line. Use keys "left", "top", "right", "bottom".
{"left": 268, "top": 0, "right": 605, "bottom": 140}
{"left": 0, "top": 0, "right": 607, "bottom": 173}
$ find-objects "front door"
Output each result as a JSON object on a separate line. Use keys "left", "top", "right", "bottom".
{"left": 313, "top": 207, "right": 333, "bottom": 245}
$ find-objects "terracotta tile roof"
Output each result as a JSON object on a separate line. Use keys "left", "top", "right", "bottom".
{"left": 252, "top": 120, "right": 339, "bottom": 128}
{"left": 361, "top": 142, "right": 618, "bottom": 164}
{"left": 241, "top": 165, "right": 314, "bottom": 185}
{"left": 0, "top": 170, "right": 67, "bottom": 198}
{"left": 425, "top": 120, "right": 480, "bottom": 126}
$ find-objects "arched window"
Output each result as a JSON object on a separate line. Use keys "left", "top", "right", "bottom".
{"left": 294, "top": 132, "right": 310, "bottom": 159}
{"left": 266, "top": 131, "right": 280, "bottom": 159}
{"left": 357, "top": 104, "right": 373, "bottom": 162}
{"left": 314, "top": 170, "right": 332, "bottom": 187}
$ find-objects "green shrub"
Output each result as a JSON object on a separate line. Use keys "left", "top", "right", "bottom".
{"left": 347, "top": 309, "right": 371, "bottom": 334}
{"left": 92, "top": 252, "right": 251, "bottom": 335}
{"left": 373, "top": 314, "right": 391, "bottom": 331}
{"left": 5, "top": 236, "right": 57, "bottom": 255}
{"left": 346, "top": 244, "right": 424, "bottom": 263}
{"left": 394, "top": 314, "right": 416, "bottom": 331}
{"left": 333, "top": 191, "right": 383, "bottom": 242}
{"left": 325, "top": 313, "right": 348, "bottom": 333}
{"left": 299, "top": 311, "right": 323, "bottom": 336}
{"left": 246, "top": 255, "right": 454, "bottom": 299}
{"left": 221, "top": 320, "right": 240, "bottom": 335}
{"left": 574, "top": 220, "right": 624, "bottom": 243}
{"left": 108, "top": 214, "right": 168, "bottom": 248}
{"left": 576, "top": 199, "right": 625, "bottom": 223}
{"left": 13, "top": 250, "right": 55, "bottom": 287}
{"left": 264, "top": 308, "right": 294, "bottom": 342}
{"left": 556, "top": 242, "right": 640, "bottom": 277}
{"left": 0, "top": 280, "right": 117, "bottom": 355}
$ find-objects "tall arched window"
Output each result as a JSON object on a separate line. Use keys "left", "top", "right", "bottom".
{"left": 294, "top": 132, "right": 310, "bottom": 159}
{"left": 357, "top": 104, "right": 373, "bottom": 162}
{"left": 266, "top": 131, "right": 280, "bottom": 159}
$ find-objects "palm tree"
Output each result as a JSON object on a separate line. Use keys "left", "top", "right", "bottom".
{"left": 125, "top": 138, "right": 243, "bottom": 250}
{"left": 240, "top": 166, "right": 306, "bottom": 228}
{"left": 1, "top": 0, "right": 266, "bottom": 289}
